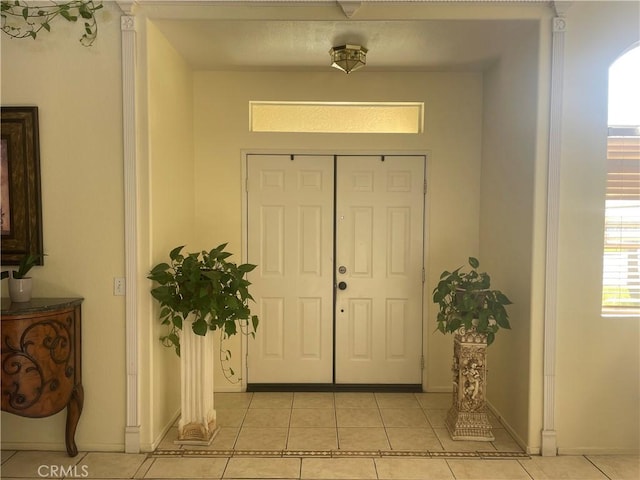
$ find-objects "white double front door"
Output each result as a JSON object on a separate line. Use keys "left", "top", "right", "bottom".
{"left": 246, "top": 154, "right": 425, "bottom": 385}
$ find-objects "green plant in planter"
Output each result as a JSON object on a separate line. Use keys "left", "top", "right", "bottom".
{"left": 147, "top": 243, "right": 259, "bottom": 358}
{"left": 432, "top": 257, "right": 512, "bottom": 345}
{"left": 1, "top": 253, "right": 43, "bottom": 280}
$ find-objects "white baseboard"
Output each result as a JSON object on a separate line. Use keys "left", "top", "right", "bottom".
{"left": 484, "top": 403, "right": 640, "bottom": 456}
{"left": 423, "top": 385, "right": 451, "bottom": 393}
{"left": 215, "top": 385, "right": 244, "bottom": 393}
{"left": 558, "top": 447, "right": 640, "bottom": 456}
{"left": 141, "top": 408, "right": 181, "bottom": 452}
{"left": 486, "top": 401, "right": 534, "bottom": 454}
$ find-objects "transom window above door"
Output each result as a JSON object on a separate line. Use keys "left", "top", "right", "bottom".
{"left": 249, "top": 101, "right": 424, "bottom": 134}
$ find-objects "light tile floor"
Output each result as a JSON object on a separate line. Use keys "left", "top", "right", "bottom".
{"left": 1, "top": 393, "right": 638, "bottom": 479}
{"left": 157, "top": 392, "right": 523, "bottom": 454}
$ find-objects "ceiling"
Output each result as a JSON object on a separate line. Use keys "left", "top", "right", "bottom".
{"left": 150, "top": 6, "right": 541, "bottom": 72}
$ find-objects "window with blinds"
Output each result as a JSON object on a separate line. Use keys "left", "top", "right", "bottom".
{"left": 602, "top": 128, "right": 640, "bottom": 316}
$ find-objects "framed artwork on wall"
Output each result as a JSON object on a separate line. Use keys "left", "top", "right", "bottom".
{"left": 1, "top": 106, "right": 44, "bottom": 265}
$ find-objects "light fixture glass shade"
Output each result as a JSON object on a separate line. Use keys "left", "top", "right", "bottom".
{"left": 329, "top": 44, "right": 368, "bottom": 74}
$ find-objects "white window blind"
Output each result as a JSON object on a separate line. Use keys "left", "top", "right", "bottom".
{"left": 602, "top": 130, "right": 640, "bottom": 316}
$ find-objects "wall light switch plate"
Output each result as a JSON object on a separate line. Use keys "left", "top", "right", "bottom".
{"left": 114, "top": 277, "right": 126, "bottom": 296}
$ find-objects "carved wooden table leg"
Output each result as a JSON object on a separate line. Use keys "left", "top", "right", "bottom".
{"left": 65, "top": 384, "right": 84, "bottom": 456}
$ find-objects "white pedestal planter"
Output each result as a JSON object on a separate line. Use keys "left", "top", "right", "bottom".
{"left": 445, "top": 327, "right": 494, "bottom": 441}
{"left": 177, "top": 317, "right": 218, "bottom": 445}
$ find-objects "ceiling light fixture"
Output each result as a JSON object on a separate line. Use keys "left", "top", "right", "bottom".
{"left": 329, "top": 44, "right": 368, "bottom": 74}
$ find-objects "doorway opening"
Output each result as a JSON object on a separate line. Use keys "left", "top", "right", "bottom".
{"left": 245, "top": 154, "right": 426, "bottom": 390}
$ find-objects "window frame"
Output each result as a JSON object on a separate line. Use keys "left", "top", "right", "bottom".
{"left": 602, "top": 127, "right": 640, "bottom": 318}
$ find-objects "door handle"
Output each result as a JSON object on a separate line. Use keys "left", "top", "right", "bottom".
{"left": 338, "top": 281, "right": 347, "bottom": 290}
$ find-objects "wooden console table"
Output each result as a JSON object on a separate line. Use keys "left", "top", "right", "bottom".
{"left": 1, "top": 298, "right": 84, "bottom": 456}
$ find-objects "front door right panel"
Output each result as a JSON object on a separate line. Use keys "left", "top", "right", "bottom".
{"left": 334, "top": 155, "right": 425, "bottom": 384}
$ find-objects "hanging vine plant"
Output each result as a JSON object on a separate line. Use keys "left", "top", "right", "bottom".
{"left": 1, "top": 0, "right": 103, "bottom": 46}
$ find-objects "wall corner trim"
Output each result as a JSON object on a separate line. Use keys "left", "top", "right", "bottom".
{"left": 542, "top": 9, "right": 569, "bottom": 457}
{"left": 121, "top": 12, "right": 140, "bottom": 454}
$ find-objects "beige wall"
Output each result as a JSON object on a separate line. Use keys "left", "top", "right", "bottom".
{"left": 480, "top": 19, "right": 546, "bottom": 451}
{"left": 192, "top": 70, "right": 484, "bottom": 391}
{"left": 0, "top": 2, "right": 126, "bottom": 450}
{"left": 142, "top": 19, "right": 194, "bottom": 450}
{"left": 555, "top": 1, "right": 639, "bottom": 454}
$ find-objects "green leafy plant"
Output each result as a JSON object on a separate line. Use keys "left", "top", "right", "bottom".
{"left": 432, "top": 257, "right": 512, "bottom": 345}
{"left": 147, "top": 244, "right": 259, "bottom": 360}
{"left": 1, "top": 253, "right": 43, "bottom": 280}
{"left": 1, "top": 0, "right": 103, "bottom": 46}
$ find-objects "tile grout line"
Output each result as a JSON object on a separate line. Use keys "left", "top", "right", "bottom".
{"left": 372, "top": 454, "right": 381, "bottom": 480}
{"left": 219, "top": 456, "right": 231, "bottom": 480}
{"left": 0, "top": 451, "right": 18, "bottom": 465}
{"left": 514, "top": 458, "right": 536, "bottom": 480}
{"left": 335, "top": 392, "right": 343, "bottom": 434}
{"left": 417, "top": 393, "right": 448, "bottom": 452}
{"left": 584, "top": 454, "right": 614, "bottom": 480}
{"left": 333, "top": 392, "right": 342, "bottom": 450}
{"left": 232, "top": 406, "right": 246, "bottom": 450}
{"left": 132, "top": 453, "right": 154, "bottom": 479}
{"left": 166, "top": 448, "right": 529, "bottom": 459}
{"left": 374, "top": 393, "right": 387, "bottom": 451}
{"left": 378, "top": 396, "right": 394, "bottom": 451}
{"left": 231, "top": 408, "right": 245, "bottom": 451}
{"left": 443, "top": 458, "right": 457, "bottom": 480}
{"left": 284, "top": 392, "right": 294, "bottom": 452}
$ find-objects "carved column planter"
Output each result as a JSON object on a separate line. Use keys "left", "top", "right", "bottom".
{"left": 445, "top": 327, "right": 494, "bottom": 441}
{"left": 177, "top": 316, "right": 219, "bottom": 445}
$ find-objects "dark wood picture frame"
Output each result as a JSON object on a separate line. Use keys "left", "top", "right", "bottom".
{"left": 1, "top": 106, "right": 43, "bottom": 265}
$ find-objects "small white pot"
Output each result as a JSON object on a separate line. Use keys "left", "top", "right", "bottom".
{"left": 8, "top": 276, "right": 33, "bottom": 302}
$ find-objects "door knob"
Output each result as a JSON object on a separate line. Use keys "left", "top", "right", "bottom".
{"left": 338, "top": 281, "right": 347, "bottom": 290}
